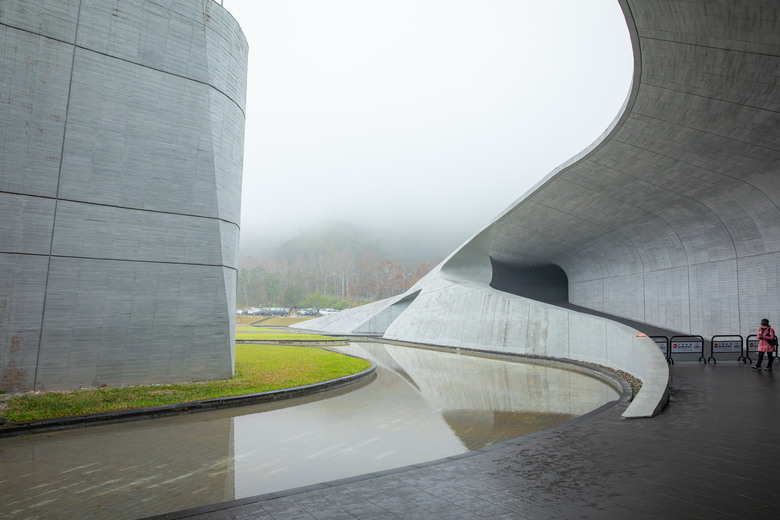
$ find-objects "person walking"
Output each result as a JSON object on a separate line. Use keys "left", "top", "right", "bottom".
{"left": 753, "top": 318, "right": 776, "bottom": 371}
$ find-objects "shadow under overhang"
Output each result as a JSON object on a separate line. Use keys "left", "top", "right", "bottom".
{"left": 489, "top": 259, "right": 569, "bottom": 304}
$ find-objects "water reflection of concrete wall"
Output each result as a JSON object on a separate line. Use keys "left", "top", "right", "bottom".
{"left": 233, "top": 343, "right": 619, "bottom": 496}
{"left": 361, "top": 343, "right": 618, "bottom": 416}
{"left": 344, "top": 343, "right": 620, "bottom": 453}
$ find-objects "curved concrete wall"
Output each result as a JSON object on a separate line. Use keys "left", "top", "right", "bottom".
{"left": 298, "top": 0, "right": 780, "bottom": 417}
{"left": 486, "top": 0, "right": 780, "bottom": 338}
{"left": 0, "top": 0, "right": 247, "bottom": 391}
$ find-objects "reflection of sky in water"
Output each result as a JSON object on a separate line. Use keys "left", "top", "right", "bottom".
{"left": 0, "top": 343, "right": 618, "bottom": 519}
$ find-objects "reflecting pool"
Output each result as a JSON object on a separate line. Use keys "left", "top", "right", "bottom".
{"left": 0, "top": 342, "right": 619, "bottom": 519}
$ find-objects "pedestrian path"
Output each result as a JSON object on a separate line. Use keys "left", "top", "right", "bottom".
{"left": 148, "top": 363, "right": 779, "bottom": 519}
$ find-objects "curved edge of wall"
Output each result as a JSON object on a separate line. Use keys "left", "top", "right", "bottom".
{"left": 622, "top": 336, "right": 670, "bottom": 418}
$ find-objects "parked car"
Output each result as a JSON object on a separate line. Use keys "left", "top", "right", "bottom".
{"left": 261, "top": 307, "right": 289, "bottom": 317}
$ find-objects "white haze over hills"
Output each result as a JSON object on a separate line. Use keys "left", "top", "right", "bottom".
{"left": 223, "top": 0, "right": 633, "bottom": 261}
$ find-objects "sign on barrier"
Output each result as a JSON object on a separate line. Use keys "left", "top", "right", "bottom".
{"left": 713, "top": 340, "right": 741, "bottom": 353}
{"left": 671, "top": 340, "right": 700, "bottom": 353}
{"left": 670, "top": 335, "right": 706, "bottom": 364}
{"left": 708, "top": 335, "right": 743, "bottom": 364}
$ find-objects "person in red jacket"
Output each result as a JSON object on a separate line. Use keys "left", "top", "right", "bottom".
{"left": 753, "top": 318, "right": 776, "bottom": 371}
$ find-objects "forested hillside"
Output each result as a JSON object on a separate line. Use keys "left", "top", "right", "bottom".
{"left": 238, "top": 224, "right": 442, "bottom": 310}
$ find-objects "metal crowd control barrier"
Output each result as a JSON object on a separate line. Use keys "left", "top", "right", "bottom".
{"left": 670, "top": 335, "right": 706, "bottom": 364}
{"left": 744, "top": 335, "right": 761, "bottom": 365}
{"left": 708, "top": 335, "right": 743, "bottom": 364}
{"left": 650, "top": 336, "right": 671, "bottom": 364}
{"left": 738, "top": 335, "right": 754, "bottom": 364}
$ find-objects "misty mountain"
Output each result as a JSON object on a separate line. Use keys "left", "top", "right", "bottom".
{"left": 239, "top": 220, "right": 461, "bottom": 264}
{"left": 237, "top": 222, "right": 445, "bottom": 309}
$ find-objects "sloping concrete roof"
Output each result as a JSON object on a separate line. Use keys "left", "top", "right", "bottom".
{"left": 475, "top": 0, "right": 780, "bottom": 337}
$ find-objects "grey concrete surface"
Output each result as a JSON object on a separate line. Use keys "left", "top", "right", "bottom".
{"left": 0, "top": 0, "right": 247, "bottom": 391}
{"left": 296, "top": 0, "right": 780, "bottom": 418}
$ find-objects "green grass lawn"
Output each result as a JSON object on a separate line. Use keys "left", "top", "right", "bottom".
{"left": 0, "top": 345, "right": 370, "bottom": 423}
{"left": 235, "top": 326, "right": 277, "bottom": 332}
{"left": 234, "top": 326, "right": 341, "bottom": 342}
{"left": 235, "top": 332, "right": 343, "bottom": 341}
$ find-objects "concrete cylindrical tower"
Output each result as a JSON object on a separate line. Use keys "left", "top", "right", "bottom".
{"left": 0, "top": 0, "right": 248, "bottom": 391}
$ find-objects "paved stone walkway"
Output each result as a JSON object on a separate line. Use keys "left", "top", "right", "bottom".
{"left": 148, "top": 363, "right": 779, "bottom": 520}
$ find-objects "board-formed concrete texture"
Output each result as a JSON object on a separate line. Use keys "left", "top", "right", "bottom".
{"left": 0, "top": 0, "right": 247, "bottom": 392}
{"left": 297, "top": 0, "right": 780, "bottom": 418}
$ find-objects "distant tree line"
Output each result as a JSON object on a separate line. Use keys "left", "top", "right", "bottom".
{"left": 237, "top": 225, "right": 442, "bottom": 310}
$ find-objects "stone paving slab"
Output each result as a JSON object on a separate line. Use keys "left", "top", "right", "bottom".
{"left": 146, "top": 363, "right": 779, "bottom": 519}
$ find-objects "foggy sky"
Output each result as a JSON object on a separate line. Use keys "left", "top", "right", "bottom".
{"left": 221, "top": 0, "right": 633, "bottom": 259}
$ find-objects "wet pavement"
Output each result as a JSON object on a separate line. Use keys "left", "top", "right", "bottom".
{"left": 0, "top": 343, "right": 618, "bottom": 520}
{"left": 149, "top": 362, "right": 780, "bottom": 520}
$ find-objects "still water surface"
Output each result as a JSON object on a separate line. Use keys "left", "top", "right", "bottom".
{"left": 0, "top": 342, "right": 619, "bottom": 519}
